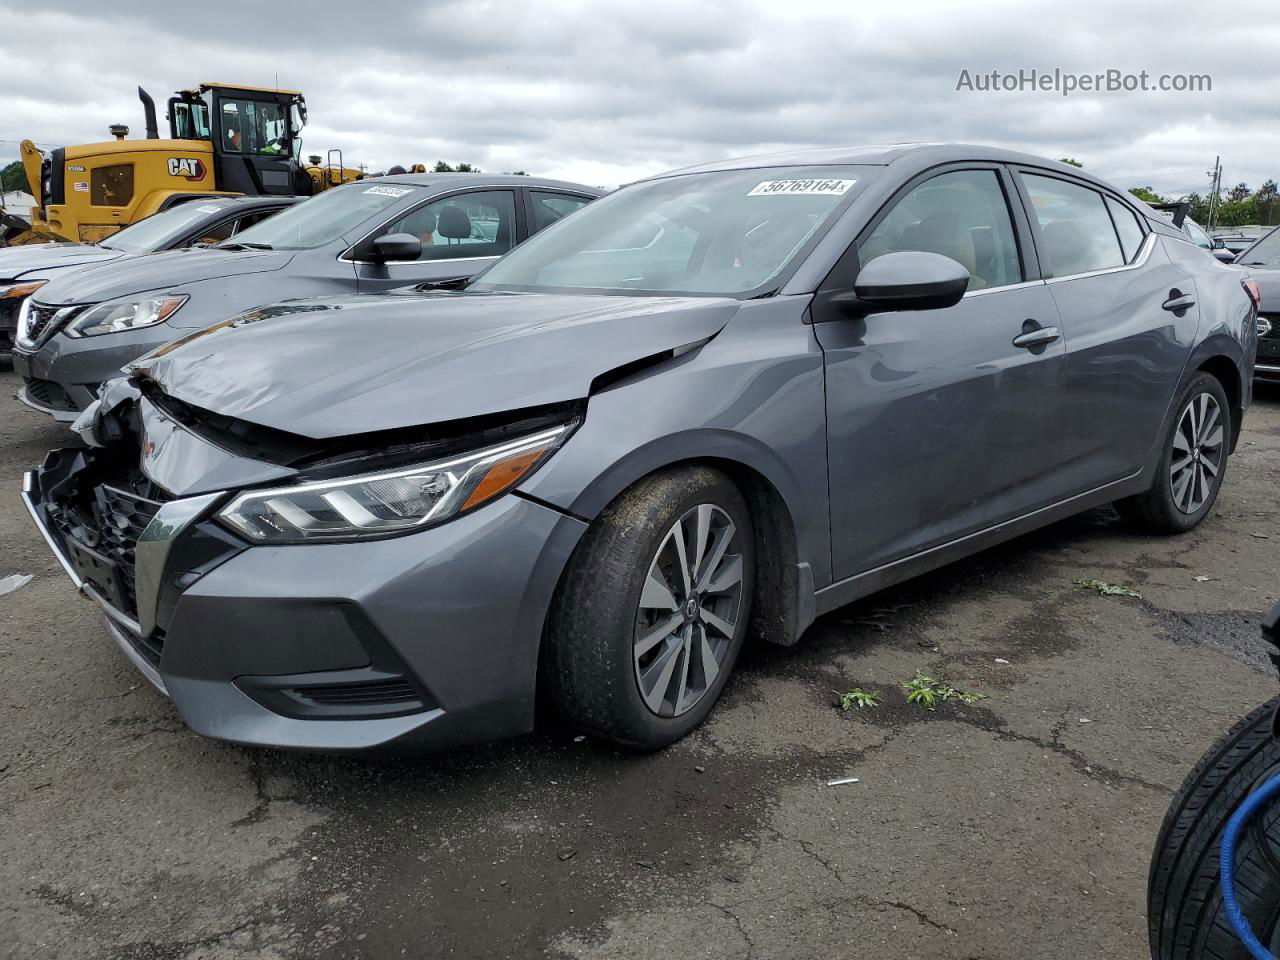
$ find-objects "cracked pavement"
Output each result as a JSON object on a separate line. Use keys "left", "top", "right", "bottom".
{"left": 1, "top": 367, "right": 1277, "bottom": 960}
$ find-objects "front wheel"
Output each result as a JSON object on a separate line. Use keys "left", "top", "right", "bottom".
{"left": 1119, "top": 371, "right": 1232, "bottom": 534}
{"left": 1149, "top": 697, "right": 1280, "bottom": 959}
{"left": 541, "top": 466, "right": 755, "bottom": 749}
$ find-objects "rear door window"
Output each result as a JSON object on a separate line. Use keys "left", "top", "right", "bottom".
{"left": 1022, "top": 174, "right": 1125, "bottom": 277}
{"left": 531, "top": 191, "right": 592, "bottom": 233}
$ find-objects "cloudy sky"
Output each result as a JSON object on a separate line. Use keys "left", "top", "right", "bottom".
{"left": 3, "top": 0, "right": 1278, "bottom": 198}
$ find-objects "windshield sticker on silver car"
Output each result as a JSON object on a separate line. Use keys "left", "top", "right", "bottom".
{"left": 364, "top": 185, "right": 413, "bottom": 198}
{"left": 748, "top": 178, "right": 856, "bottom": 197}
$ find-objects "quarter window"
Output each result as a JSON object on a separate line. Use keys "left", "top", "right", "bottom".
{"left": 1023, "top": 174, "right": 1125, "bottom": 277}
{"left": 382, "top": 191, "right": 518, "bottom": 261}
{"left": 531, "top": 191, "right": 591, "bottom": 233}
{"left": 859, "top": 170, "right": 1022, "bottom": 290}
{"left": 1105, "top": 196, "right": 1146, "bottom": 263}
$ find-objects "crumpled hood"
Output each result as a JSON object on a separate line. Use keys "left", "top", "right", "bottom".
{"left": 35, "top": 246, "right": 294, "bottom": 305}
{"left": 131, "top": 291, "right": 742, "bottom": 438}
{"left": 0, "top": 243, "right": 122, "bottom": 281}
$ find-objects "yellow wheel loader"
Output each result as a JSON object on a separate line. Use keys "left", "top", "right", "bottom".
{"left": 11, "top": 83, "right": 365, "bottom": 245}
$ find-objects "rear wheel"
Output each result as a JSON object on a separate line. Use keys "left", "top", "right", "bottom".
{"left": 541, "top": 466, "right": 754, "bottom": 749}
{"left": 1149, "top": 697, "right": 1280, "bottom": 959}
{"left": 1119, "top": 371, "right": 1231, "bottom": 534}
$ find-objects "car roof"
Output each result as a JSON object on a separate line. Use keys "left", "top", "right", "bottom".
{"left": 369, "top": 173, "right": 604, "bottom": 195}
{"left": 209, "top": 195, "right": 301, "bottom": 208}
{"left": 654, "top": 142, "right": 1116, "bottom": 186}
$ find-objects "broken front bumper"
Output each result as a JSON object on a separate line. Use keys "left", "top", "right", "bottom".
{"left": 22, "top": 451, "right": 588, "bottom": 752}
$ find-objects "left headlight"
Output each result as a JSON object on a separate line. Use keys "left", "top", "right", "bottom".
{"left": 218, "top": 425, "right": 571, "bottom": 543}
{"left": 0, "top": 280, "right": 47, "bottom": 301}
{"left": 64, "top": 294, "right": 188, "bottom": 338}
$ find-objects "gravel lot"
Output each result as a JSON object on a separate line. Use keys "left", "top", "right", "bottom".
{"left": 1, "top": 366, "right": 1277, "bottom": 960}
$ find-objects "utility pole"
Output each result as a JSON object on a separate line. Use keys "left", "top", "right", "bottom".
{"left": 1207, "top": 156, "right": 1222, "bottom": 231}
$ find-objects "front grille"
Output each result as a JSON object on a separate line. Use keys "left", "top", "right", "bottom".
{"left": 96, "top": 485, "right": 163, "bottom": 616}
{"left": 290, "top": 678, "right": 422, "bottom": 707}
{"left": 48, "top": 482, "right": 165, "bottom": 620}
{"left": 24, "top": 377, "right": 78, "bottom": 412}
{"left": 1260, "top": 314, "right": 1280, "bottom": 340}
{"left": 23, "top": 301, "right": 63, "bottom": 344}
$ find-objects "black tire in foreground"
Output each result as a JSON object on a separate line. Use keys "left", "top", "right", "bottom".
{"left": 1119, "top": 370, "right": 1232, "bottom": 534}
{"left": 541, "top": 465, "right": 755, "bottom": 749}
{"left": 1149, "top": 696, "right": 1280, "bottom": 959}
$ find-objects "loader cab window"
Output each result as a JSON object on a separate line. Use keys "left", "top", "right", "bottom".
{"left": 220, "top": 99, "right": 289, "bottom": 157}
{"left": 170, "top": 99, "right": 211, "bottom": 141}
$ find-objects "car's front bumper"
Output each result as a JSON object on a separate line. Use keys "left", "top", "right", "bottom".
{"left": 11, "top": 323, "right": 174, "bottom": 419}
{"left": 22, "top": 463, "right": 588, "bottom": 752}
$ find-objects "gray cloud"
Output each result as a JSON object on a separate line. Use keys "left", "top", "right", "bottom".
{"left": 3, "top": 0, "right": 1276, "bottom": 198}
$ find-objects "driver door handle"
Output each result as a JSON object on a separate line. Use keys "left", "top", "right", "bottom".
{"left": 1012, "top": 325, "right": 1061, "bottom": 349}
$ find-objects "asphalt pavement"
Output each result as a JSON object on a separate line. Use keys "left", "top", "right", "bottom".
{"left": 2, "top": 366, "right": 1278, "bottom": 960}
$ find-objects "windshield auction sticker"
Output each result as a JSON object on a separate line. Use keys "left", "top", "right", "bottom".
{"left": 748, "top": 178, "right": 856, "bottom": 197}
{"left": 364, "top": 185, "right": 413, "bottom": 198}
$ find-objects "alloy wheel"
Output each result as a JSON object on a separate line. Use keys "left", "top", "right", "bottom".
{"left": 633, "top": 503, "right": 745, "bottom": 717}
{"left": 1170, "top": 392, "right": 1225, "bottom": 515}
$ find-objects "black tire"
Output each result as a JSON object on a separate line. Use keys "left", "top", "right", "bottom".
{"left": 541, "top": 465, "right": 755, "bottom": 749}
{"left": 1119, "top": 371, "right": 1232, "bottom": 534}
{"left": 1149, "top": 697, "right": 1280, "bottom": 959}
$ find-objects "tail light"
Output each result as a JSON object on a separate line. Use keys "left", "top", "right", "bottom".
{"left": 1243, "top": 278, "right": 1262, "bottom": 308}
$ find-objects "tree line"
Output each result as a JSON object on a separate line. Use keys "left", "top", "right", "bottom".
{"left": 1128, "top": 181, "right": 1280, "bottom": 228}
{"left": 1060, "top": 158, "right": 1280, "bottom": 228}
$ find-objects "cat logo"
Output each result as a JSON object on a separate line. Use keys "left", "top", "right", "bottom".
{"left": 167, "top": 157, "right": 207, "bottom": 181}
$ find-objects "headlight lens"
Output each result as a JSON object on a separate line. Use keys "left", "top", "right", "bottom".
{"left": 0, "top": 280, "right": 46, "bottom": 301}
{"left": 64, "top": 295, "right": 187, "bottom": 337}
{"left": 218, "top": 425, "right": 570, "bottom": 543}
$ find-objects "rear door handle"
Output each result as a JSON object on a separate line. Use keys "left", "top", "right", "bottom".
{"left": 1162, "top": 293, "right": 1196, "bottom": 313}
{"left": 1012, "top": 326, "right": 1061, "bottom": 349}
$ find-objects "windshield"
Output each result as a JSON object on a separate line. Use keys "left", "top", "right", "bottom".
{"left": 1239, "top": 228, "right": 1280, "bottom": 267}
{"left": 471, "top": 165, "right": 869, "bottom": 297}
{"left": 102, "top": 201, "right": 233, "bottom": 253}
{"left": 1183, "top": 218, "right": 1213, "bottom": 248}
{"left": 225, "top": 183, "right": 421, "bottom": 250}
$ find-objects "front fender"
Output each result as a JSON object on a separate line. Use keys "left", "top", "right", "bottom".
{"left": 517, "top": 297, "right": 833, "bottom": 588}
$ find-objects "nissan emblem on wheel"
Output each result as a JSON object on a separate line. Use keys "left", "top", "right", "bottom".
{"left": 21, "top": 144, "right": 1258, "bottom": 752}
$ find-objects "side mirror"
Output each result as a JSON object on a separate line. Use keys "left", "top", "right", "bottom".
{"left": 1213, "top": 248, "right": 1237, "bottom": 264}
{"left": 852, "top": 251, "right": 970, "bottom": 312}
{"left": 368, "top": 232, "right": 422, "bottom": 263}
{"left": 1212, "top": 238, "right": 1226, "bottom": 249}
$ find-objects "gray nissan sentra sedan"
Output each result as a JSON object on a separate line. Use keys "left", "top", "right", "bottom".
{"left": 12, "top": 173, "right": 601, "bottom": 419}
{"left": 24, "top": 143, "right": 1258, "bottom": 752}
{"left": 1, "top": 195, "right": 296, "bottom": 360}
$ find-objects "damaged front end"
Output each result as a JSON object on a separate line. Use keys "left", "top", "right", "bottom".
{"left": 22, "top": 376, "right": 592, "bottom": 749}
{"left": 23, "top": 388, "right": 241, "bottom": 691}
